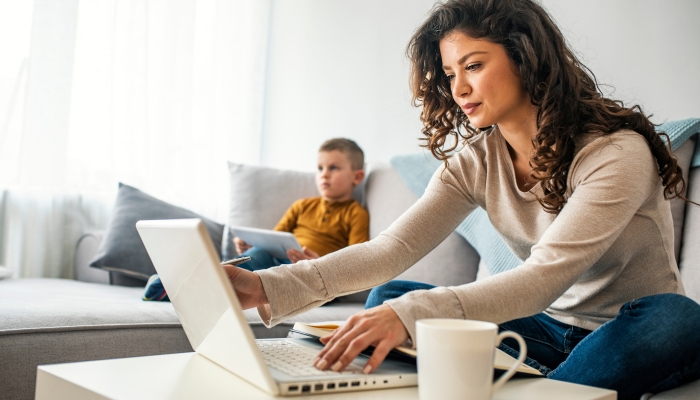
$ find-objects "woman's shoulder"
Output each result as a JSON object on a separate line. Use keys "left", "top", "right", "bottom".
{"left": 574, "top": 129, "right": 651, "bottom": 160}
{"left": 570, "top": 129, "right": 656, "bottom": 183}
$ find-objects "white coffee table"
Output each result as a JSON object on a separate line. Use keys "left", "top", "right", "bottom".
{"left": 36, "top": 352, "right": 616, "bottom": 400}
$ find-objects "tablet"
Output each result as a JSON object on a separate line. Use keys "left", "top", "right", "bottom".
{"left": 232, "top": 226, "right": 303, "bottom": 260}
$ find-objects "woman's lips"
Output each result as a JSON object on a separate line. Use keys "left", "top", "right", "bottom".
{"left": 462, "top": 102, "right": 481, "bottom": 115}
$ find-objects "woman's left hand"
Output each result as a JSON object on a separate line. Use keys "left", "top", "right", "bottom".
{"left": 313, "top": 304, "right": 408, "bottom": 374}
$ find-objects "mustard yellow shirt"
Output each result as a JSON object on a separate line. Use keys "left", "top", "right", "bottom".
{"left": 273, "top": 197, "right": 369, "bottom": 257}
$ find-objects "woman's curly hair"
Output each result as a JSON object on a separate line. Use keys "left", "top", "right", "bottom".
{"left": 407, "top": 0, "right": 687, "bottom": 213}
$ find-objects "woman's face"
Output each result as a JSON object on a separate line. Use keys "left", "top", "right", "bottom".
{"left": 439, "top": 31, "right": 532, "bottom": 130}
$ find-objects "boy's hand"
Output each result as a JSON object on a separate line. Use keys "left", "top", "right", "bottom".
{"left": 287, "top": 246, "right": 320, "bottom": 263}
{"left": 222, "top": 264, "right": 268, "bottom": 309}
{"left": 233, "top": 237, "right": 251, "bottom": 255}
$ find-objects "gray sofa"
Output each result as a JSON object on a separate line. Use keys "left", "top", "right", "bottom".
{"left": 2, "top": 138, "right": 700, "bottom": 399}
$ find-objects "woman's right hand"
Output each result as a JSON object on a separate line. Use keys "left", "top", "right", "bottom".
{"left": 233, "top": 236, "right": 251, "bottom": 255}
{"left": 313, "top": 304, "right": 409, "bottom": 374}
{"left": 222, "top": 264, "right": 269, "bottom": 309}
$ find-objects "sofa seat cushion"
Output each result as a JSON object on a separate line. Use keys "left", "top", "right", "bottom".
{"left": 0, "top": 278, "right": 364, "bottom": 400}
{"left": 0, "top": 278, "right": 191, "bottom": 400}
{"left": 0, "top": 278, "right": 364, "bottom": 337}
{"left": 0, "top": 278, "right": 181, "bottom": 333}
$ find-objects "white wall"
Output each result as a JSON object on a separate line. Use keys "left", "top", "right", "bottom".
{"left": 261, "top": 0, "right": 435, "bottom": 171}
{"left": 541, "top": 0, "right": 700, "bottom": 122}
{"left": 261, "top": 0, "right": 700, "bottom": 172}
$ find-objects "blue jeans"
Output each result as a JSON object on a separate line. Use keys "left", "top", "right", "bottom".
{"left": 366, "top": 280, "right": 700, "bottom": 400}
{"left": 237, "top": 247, "right": 290, "bottom": 271}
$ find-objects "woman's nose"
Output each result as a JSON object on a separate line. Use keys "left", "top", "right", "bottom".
{"left": 452, "top": 74, "right": 471, "bottom": 99}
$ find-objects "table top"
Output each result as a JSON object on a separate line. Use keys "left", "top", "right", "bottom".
{"left": 36, "top": 352, "right": 616, "bottom": 400}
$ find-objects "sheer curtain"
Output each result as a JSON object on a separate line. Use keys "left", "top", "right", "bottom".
{"left": 0, "top": 0, "right": 271, "bottom": 279}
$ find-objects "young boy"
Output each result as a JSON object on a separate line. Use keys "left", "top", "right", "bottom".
{"left": 234, "top": 138, "right": 369, "bottom": 271}
{"left": 143, "top": 138, "right": 369, "bottom": 301}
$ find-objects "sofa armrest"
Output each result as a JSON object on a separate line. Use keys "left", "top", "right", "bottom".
{"left": 74, "top": 232, "right": 109, "bottom": 284}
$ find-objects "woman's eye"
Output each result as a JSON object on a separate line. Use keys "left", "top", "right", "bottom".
{"left": 446, "top": 74, "right": 455, "bottom": 81}
{"left": 466, "top": 63, "right": 481, "bottom": 71}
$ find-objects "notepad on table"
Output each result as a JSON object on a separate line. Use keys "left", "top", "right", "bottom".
{"left": 289, "top": 321, "right": 543, "bottom": 378}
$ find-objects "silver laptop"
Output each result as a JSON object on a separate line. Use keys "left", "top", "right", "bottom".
{"left": 136, "top": 219, "right": 417, "bottom": 396}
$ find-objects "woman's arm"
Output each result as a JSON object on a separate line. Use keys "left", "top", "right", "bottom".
{"left": 254, "top": 156, "right": 480, "bottom": 326}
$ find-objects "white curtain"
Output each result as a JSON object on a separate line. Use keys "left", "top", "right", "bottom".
{"left": 0, "top": 0, "right": 271, "bottom": 279}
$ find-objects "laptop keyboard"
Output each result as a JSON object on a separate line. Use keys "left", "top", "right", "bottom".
{"left": 257, "top": 340, "right": 364, "bottom": 377}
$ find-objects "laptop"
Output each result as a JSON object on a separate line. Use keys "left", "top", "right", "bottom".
{"left": 231, "top": 226, "right": 303, "bottom": 259}
{"left": 136, "top": 219, "right": 417, "bottom": 396}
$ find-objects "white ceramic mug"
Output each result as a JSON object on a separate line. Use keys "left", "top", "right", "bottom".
{"left": 416, "top": 319, "right": 528, "bottom": 400}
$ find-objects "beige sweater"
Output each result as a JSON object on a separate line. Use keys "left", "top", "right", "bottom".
{"left": 256, "top": 128, "right": 684, "bottom": 345}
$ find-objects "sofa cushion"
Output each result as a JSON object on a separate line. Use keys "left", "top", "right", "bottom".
{"left": 0, "top": 278, "right": 363, "bottom": 337}
{"left": 226, "top": 163, "right": 319, "bottom": 233}
{"left": 90, "top": 183, "right": 224, "bottom": 285}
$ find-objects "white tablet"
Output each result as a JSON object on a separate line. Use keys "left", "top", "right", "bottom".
{"left": 232, "top": 226, "right": 303, "bottom": 260}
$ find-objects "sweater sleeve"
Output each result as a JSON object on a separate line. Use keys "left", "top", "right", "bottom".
{"left": 255, "top": 156, "right": 480, "bottom": 326}
{"left": 385, "top": 133, "right": 661, "bottom": 344}
{"left": 346, "top": 204, "right": 370, "bottom": 246}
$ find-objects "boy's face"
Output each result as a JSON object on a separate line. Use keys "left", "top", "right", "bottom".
{"left": 316, "top": 150, "right": 364, "bottom": 202}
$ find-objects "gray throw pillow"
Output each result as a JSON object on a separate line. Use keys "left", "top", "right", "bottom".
{"left": 89, "top": 183, "right": 224, "bottom": 286}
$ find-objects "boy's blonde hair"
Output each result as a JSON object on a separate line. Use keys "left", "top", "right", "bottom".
{"left": 319, "top": 138, "right": 364, "bottom": 170}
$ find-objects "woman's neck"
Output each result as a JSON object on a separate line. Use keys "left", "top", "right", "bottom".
{"left": 497, "top": 106, "right": 539, "bottom": 162}
{"left": 496, "top": 106, "right": 539, "bottom": 191}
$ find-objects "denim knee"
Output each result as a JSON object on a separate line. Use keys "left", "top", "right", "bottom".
{"left": 632, "top": 293, "right": 700, "bottom": 329}
{"left": 365, "top": 282, "right": 399, "bottom": 309}
{"left": 365, "top": 280, "right": 435, "bottom": 309}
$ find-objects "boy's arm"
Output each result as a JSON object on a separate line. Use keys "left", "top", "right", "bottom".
{"left": 273, "top": 200, "right": 302, "bottom": 232}
{"left": 347, "top": 205, "right": 370, "bottom": 245}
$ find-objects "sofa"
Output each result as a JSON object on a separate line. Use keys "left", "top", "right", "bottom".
{"left": 2, "top": 138, "right": 700, "bottom": 399}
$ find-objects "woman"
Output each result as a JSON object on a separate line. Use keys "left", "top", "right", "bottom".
{"left": 227, "top": 0, "right": 700, "bottom": 398}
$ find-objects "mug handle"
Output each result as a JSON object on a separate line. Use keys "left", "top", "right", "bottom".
{"left": 492, "top": 331, "right": 528, "bottom": 395}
